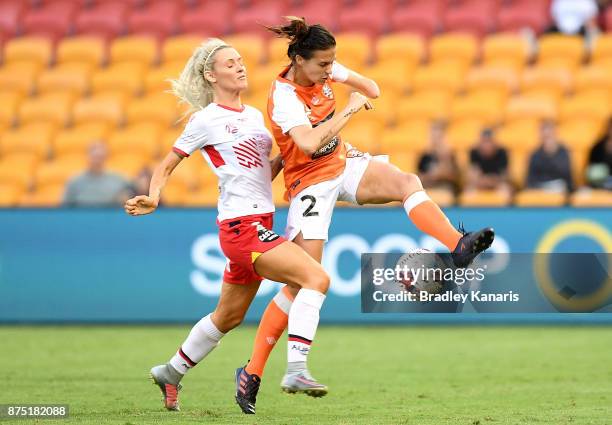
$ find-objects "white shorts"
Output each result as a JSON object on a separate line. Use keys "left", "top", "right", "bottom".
{"left": 286, "top": 150, "right": 387, "bottom": 241}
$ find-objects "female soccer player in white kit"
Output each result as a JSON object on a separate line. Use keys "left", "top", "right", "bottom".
{"left": 124, "top": 38, "right": 371, "bottom": 414}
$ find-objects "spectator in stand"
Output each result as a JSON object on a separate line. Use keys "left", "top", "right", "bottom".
{"left": 526, "top": 121, "right": 573, "bottom": 193}
{"left": 63, "top": 141, "right": 133, "bottom": 207}
{"left": 586, "top": 120, "right": 612, "bottom": 189}
{"left": 549, "top": 0, "right": 599, "bottom": 36}
{"left": 465, "top": 128, "right": 511, "bottom": 196}
{"left": 417, "top": 122, "right": 460, "bottom": 194}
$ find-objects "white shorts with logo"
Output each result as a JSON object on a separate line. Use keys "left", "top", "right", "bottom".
{"left": 285, "top": 150, "right": 388, "bottom": 241}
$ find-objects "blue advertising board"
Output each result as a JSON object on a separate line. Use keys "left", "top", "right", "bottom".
{"left": 0, "top": 207, "right": 610, "bottom": 323}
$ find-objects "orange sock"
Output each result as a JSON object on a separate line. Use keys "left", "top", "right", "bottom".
{"left": 404, "top": 190, "right": 462, "bottom": 251}
{"left": 245, "top": 286, "right": 293, "bottom": 377}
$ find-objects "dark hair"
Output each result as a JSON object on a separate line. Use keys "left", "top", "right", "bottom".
{"left": 266, "top": 16, "right": 336, "bottom": 61}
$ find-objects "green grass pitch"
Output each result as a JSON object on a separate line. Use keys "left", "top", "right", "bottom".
{"left": 0, "top": 325, "right": 610, "bottom": 424}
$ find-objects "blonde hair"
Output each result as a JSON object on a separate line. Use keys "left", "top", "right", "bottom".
{"left": 170, "top": 38, "right": 231, "bottom": 115}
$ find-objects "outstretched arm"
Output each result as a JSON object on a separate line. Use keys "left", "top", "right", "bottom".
{"left": 332, "top": 62, "right": 380, "bottom": 99}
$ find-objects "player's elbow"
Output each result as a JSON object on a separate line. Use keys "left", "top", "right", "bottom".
{"left": 367, "top": 80, "right": 380, "bottom": 99}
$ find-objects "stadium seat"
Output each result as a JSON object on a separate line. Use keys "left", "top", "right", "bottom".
{"left": 161, "top": 35, "right": 203, "bottom": 64}
{"left": 450, "top": 91, "right": 506, "bottom": 125}
{"left": 334, "top": 33, "right": 372, "bottom": 71}
{"left": 570, "top": 189, "right": 612, "bottom": 207}
{"left": 364, "top": 61, "right": 413, "bottom": 97}
{"left": 223, "top": 33, "right": 266, "bottom": 70}
{"left": 442, "top": 0, "right": 497, "bottom": 38}
{"left": 412, "top": 64, "right": 465, "bottom": 94}
{"left": 0, "top": 91, "right": 23, "bottom": 128}
{"left": 287, "top": 0, "right": 339, "bottom": 32}
{"left": 21, "top": 1, "right": 77, "bottom": 42}
{"left": 161, "top": 179, "right": 189, "bottom": 206}
{"left": 91, "top": 63, "right": 145, "bottom": 96}
{"left": 390, "top": 0, "right": 442, "bottom": 38}
{"left": 3, "top": 36, "right": 52, "bottom": 67}
{"left": 341, "top": 120, "right": 385, "bottom": 154}
{"left": 397, "top": 90, "right": 453, "bottom": 122}
{"left": 0, "top": 62, "right": 40, "bottom": 95}
{"left": 338, "top": 0, "right": 390, "bottom": 36}
{"left": 557, "top": 118, "right": 603, "bottom": 151}
{"left": 56, "top": 37, "right": 106, "bottom": 68}
{"left": 53, "top": 123, "right": 111, "bottom": 156}
{"left": 144, "top": 61, "right": 184, "bottom": 94}
{"left": 126, "top": 93, "right": 179, "bottom": 127}
{"left": 458, "top": 190, "right": 511, "bottom": 207}
{"left": 505, "top": 95, "right": 558, "bottom": 122}
{"left": 74, "top": 2, "right": 128, "bottom": 41}
{"left": 508, "top": 149, "right": 529, "bottom": 187}
{"left": 36, "top": 63, "right": 92, "bottom": 97}
{"left": 19, "top": 183, "right": 65, "bottom": 207}
{"left": 0, "top": 122, "right": 56, "bottom": 159}
{"left": 181, "top": 187, "right": 219, "bottom": 207}
{"left": 425, "top": 187, "right": 455, "bottom": 207}
{"left": 388, "top": 151, "right": 417, "bottom": 173}
{"left": 72, "top": 94, "right": 126, "bottom": 127}
{"left": 169, "top": 155, "right": 204, "bottom": 191}
{"left": 362, "top": 92, "right": 400, "bottom": 127}
{"left": 246, "top": 63, "right": 281, "bottom": 98}
{"left": 380, "top": 120, "right": 430, "bottom": 155}
{"left": 497, "top": 0, "right": 550, "bottom": 34}
{"left": 446, "top": 118, "right": 484, "bottom": 151}
{"left": 267, "top": 37, "right": 291, "bottom": 66}
{"left": 231, "top": 0, "right": 288, "bottom": 35}
{"left": 178, "top": 0, "right": 234, "bottom": 37}
{"left": 592, "top": 34, "right": 612, "bottom": 64}
{"left": 0, "top": 183, "right": 22, "bottom": 207}
{"left": 107, "top": 123, "right": 163, "bottom": 159}
{"left": 514, "top": 189, "right": 566, "bottom": 207}
{"left": 106, "top": 152, "right": 150, "bottom": 179}
{"left": 0, "top": 0, "right": 26, "bottom": 38}
{"left": 429, "top": 33, "right": 479, "bottom": 68}
{"left": 521, "top": 66, "right": 574, "bottom": 99}
{"left": 574, "top": 64, "right": 612, "bottom": 93}
{"left": 110, "top": 36, "right": 159, "bottom": 67}
{"left": 465, "top": 66, "right": 519, "bottom": 96}
{"left": 375, "top": 33, "right": 424, "bottom": 68}
{"left": 0, "top": 152, "right": 40, "bottom": 190}
{"left": 537, "top": 34, "right": 585, "bottom": 70}
{"left": 127, "top": 1, "right": 180, "bottom": 40}
{"left": 34, "top": 156, "right": 87, "bottom": 188}
{"left": 496, "top": 118, "right": 540, "bottom": 152}
{"left": 559, "top": 91, "right": 610, "bottom": 122}
{"left": 18, "top": 92, "right": 75, "bottom": 127}
{"left": 482, "top": 33, "right": 530, "bottom": 70}
{"left": 271, "top": 172, "right": 289, "bottom": 207}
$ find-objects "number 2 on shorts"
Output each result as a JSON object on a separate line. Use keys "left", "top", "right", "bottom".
{"left": 301, "top": 195, "right": 319, "bottom": 217}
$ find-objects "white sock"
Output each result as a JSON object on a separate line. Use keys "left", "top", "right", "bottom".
{"left": 169, "top": 313, "right": 225, "bottom": 375}
{"left": 287, "top": 288, "right": 326, "bottom": 364}
{"left": 403, "top": 190, "right": 430, "bottom": 215}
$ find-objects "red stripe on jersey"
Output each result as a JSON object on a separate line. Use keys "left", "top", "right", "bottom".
{"left": 215, "top": 103, "right": 245, "bottom": 113}
{"left": 203, "top": 145, "right": 226, "bottom": 168}
{"left": 173, "top": 147, "right": 189, "bottom": 158}
{"left": 234, "top": 145, "right": 260, "bottom": 161}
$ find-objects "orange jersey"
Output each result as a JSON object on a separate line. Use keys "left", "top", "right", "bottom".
{"left": 268, "top": 67, "right": 346, "bottom": 199}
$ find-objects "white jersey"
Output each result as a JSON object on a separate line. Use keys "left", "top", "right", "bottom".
{"left": 173, "top": 103, "right": 275, "bottom": 221}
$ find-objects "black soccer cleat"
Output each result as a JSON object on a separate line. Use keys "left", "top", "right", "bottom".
{"left": 451, "top": 225, "right": 495, "bottom": 268}
{"left": 235, "top": 366, "right": 261, "bottom": 414}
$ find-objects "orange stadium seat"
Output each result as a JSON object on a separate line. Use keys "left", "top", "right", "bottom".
{"left": 380, "top": 120, "right": 430, "bottom": 155}
{"left": 18, "top": 93, "right": 75, "bottom": 127}
{"left": 557, "top": 118, "right": 603, "bottom": 151}
{"left": 426, "top": 187, "right": 456, "bottom": 207}
{"left": 91, "top": 63, "right": 146, "bottom": 96}
{"left": 126, "top": 93, "right": 179, "bottom": 127}
{"left": 397, "top": 90, "right": 453, "bottom": 122}
{"left": 574, "top": 64, "right": 612, "bottom": 94}
{"left": 267, "top": 37, "right": 291, "bottom": 68}
{"left": 459, "top": 190, "right": 511, "bottom": 207}
{"left": 446, "top": 118, "right": 484, "bottom": 151}
{"left": 223, "top": 34, "right": 266, "bottom": 70}
{"left": 170, "top": 155, "right": 205, "bottom": 191}
{"left": 570, "top": 148, "right": 588, "bottom": 187}
{"left": 465, "top": 66, "right": 519, "bottom": 95}
{"left": 341, "top": 120, "right": 385, "bottom": 154}
{"left": 412, "top": 64, "right": 466, "bottom": 94}
{"left": 0, "top": 152, "right": 40, "bottom": 190}
{"left": 496, "top": 118, "right": 540, "bottom": 152}
{"left": 0, "top": 92, "right": 23, "bottom": 128}
{"left": 334, "top": 33, "right": 372, "bottom": 71}
{"left": 364, "top": 60, "right": 413, "bottom": 98}
{"left": 271, "top": 172, "right": 289, "bottom": 207}
{"left": 161, "top": 179, "right": 188, "bottom": 206}
{"left": 570, "top": 189, "right": 612, "bottom": 207}
{"left": 109, "top": 36, "right": 159, "bottom": 67}
{"left": 3, "top": 37, "right": 52, "bottom": 67}
{"left": 36, "top": 63, "right": 93, "bottom": 96}
{"left": 106, "top": 153, "right": 150, "bottom": 179}
{"left": 450, "top": 92, "right": 506, "bottom": 125}
{"left": 429, "top": 33, "right": 479, "bottom": 68}
{"left": 482, "top": 33, "right": 530, "bottom": 70}
{"left": 508, "top": 150, "right": 529, "bottom": 186}
{"left": 182, "top": 187, "right": 219, "bottom": 207}
{"left": 34, "top": 156, "right": 87, "bottom": 188}
{"left": 520, "top": 66, "right": 574, "bottom": 98}
{"left": 107, "top": 123, "right": 163, "bottom": 159}
{"left": 0, "top": 123, "right": 56, "bottom": 159}
{"left": 592, "top": 34, "right": 612, "bottom": 64}
{"left": 514, "top": 189, "right": 567, "bottom": 207}
{"left": 246, "top": 63, "right": 281, "bottom": 97}
{"left": 364, "top": 93, "right": 400, "bottom": 127}
{"left": 537, "top": 34, "right": 584, "bottom": 69}
{"left": 19, "top": 183, "right": 65, "bottom": 207}
{"left": 72, "top": 94, "right": 126, "bottom": 127}
{"left": 160, "top": 127, "right": 183, "bottom": 153}
{"left": 388, "top": 152, "right": 417, "bottom": 173}
{"left": 53, "top": 123, "right": 111, "bottom": 157}
{"left": 559, "top": 93, "right": 610, "bottom": 123}
{"left": 375, "top": 33, "right": 425, "bottom": 68}
{"left": 0, "top": 62, "right": 40, "bottom": 95}
{"left": 144, "top": 61, "right": 184, "bottom": 94}
{"left": 0, "top": 183, "right": 23, "bottom": 207}
{"left": 161, "top": 35, "right": 203, "bottom": 64}
{"left": 505, "top": 96, "right": 558, "bottom": 122}
{"left": 56, "top": 36, "right": 106, "bottom": 68}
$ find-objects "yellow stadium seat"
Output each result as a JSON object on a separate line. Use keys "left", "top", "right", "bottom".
{"left": 482, "top": 33, "right": 530, "bottom": 70}
{"left": 559, "top": 93, "right": 610, "bottom": 122}
{"left": 267, "top": 37, "right": 290, "bottom": 66}
{"left": 521, "top": 66, "right": 574, "bottom": 98}
{"left": 380, "top": 120, "right": 430, "bottom": 155}
{"left": 106, "top": 153, "right": 150, "bottom": 179}
{"left": 514, "top": 189, "right": 566, "bottom": 207}
{"left": 0, "top": 123, "right": 56, "bottom": 159}
{"left": 592, "top": 34, "right": 612, "bottom": 64}
{"left": 426, "top": 187, "right": 455, "bottom": 207}
{"left": 341, "top": 120, "right": 385, "bottom": 154}
{"left": 107, "top": 123, "right": 163, "bottom": 159}
{"left": 224, "top": 33, "right": 265, "bottom": 70}
{"left": 34, "top": 156, "right": 87, "bottom": 187}
{"left": 496, "top": 118, "right": 540, "bottom": 152}
{"left": 162, "top": 35, "right": 204, "bottom": 64}
{"left": 110, "top": 36, "right": 158, "bottom": 67}
{"left": 365, "top": 93, "right": 400, "bottom": 127}
{"left": 450, "top": 92, "right": 506, "bottom": 125}
{"left": 570, "top": 189, "right": 612, "bottom": 207}
{"left": 412, "top": 64, "right": 465, "bottom": 94}
{"left": 0, "top": 183, "right": 23, "bottom": 206}
{"left": 538, "top": 34, "right": 584, "bottom": 69}
{"left": 182, "top": 187, "right": 219, "bottom": 207}
{"left": 0, "top": 152, "right": 40, "bottom": 190}
{"left": 246, "top": 63, "right": 280, "bottom": 97}
{"left": 505, "top": 96, "right": 558, "bottom": 122}
{"left": 56, "top": 37, "right": 106, "bottom": 68}
{"left": 557, "top": 118, "right": 602, "bottom": 151}
{"left": 569, "top": 148, "right": 587, "bottom": 187}
{"left": 397, "top": 90, "right": 453, "bottom": 122}
{"left": 19, "top": 183, "right": 65, "bottom": 207}
{"left": 37, "top": 63, "right": 93, "bottom": 96}
{"left": 0, "top": 92, "right": 23, "bottom": 127}
{"left": 459, "top": 190, "right": 511, "bottom": 207}
{"left": 170, "top": 155, "right": 205, "bottom": 191}
{"left": 160, "top": 127, "right": 183, "bottom": 152}
{"left": 91, "top": 63, "right": 146, "bottom": 96}
{"left": 465, "top": 66, "right": 519, "bottom": 95}
{"left": 574, "top": 64, "right": 612, "bottom": 93}
{"left": 335, "top": 33, "right": 372, "bottom": 71}
{"left": 126, "top": 93, "right": 178, "bottom": 127}
{"left": 53, "top": 123, "right": 111, "bottom": 156}
{"left": 145, "top": 61, "right": 185, "bottom": 96}
{"left": 161, "top": 179, "right": 188, "bottom": 206}
{"left": 0, "top": 62, "right": 40, "bottom": 95}
{"left": 446, "top": 118, "right": 484, "bottom": 151}
{"left": 388, "top": 152, "right": 417, "bottom": 172}
{"left": 508, "top": 150, "right": 529, "bottom": 186}
{"left": 72, "top": 94, "right": 126, "bottom": 127}
{"left": 364, "top": 60, "right": 413, "bottom": 97}
{"left": 4, "top": 37, "right": 52, "bottom": 67}
{"left": 375, "top": 33, "right": 424, "bottom": 68}
{"left": 430, "top": 33, "right": 479, "bottom": 67}
{"left": 18, "top": 93, "right": 75, "bottom": 127}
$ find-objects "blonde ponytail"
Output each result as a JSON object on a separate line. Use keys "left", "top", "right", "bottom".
{"left": 170, "top": 38, "right": 230, "bottom": 116}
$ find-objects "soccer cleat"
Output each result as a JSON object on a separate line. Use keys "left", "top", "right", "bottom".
{"left": 280, "top": 370, "right": 328, "bottom": 397}
{"left": 150, "top": 364, "right": 182, "bottom": 411}
{"left": 451, "top": 225, "right": 495, "bottom": 268}
{"left": 235, "top": 366, "right": 261, "bottom": 414}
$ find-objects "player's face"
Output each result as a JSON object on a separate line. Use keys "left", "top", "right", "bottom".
{"left": 210, "top": 48, "right": 248, "bottom": 92}
{"left": 298, "top": 47, "right": 336, "bottom": 85}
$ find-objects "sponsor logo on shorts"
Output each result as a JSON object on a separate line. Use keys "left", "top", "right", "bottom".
{"left": 346, "top": 148, "right": 364, "bottom": 158}
{"left": 254, "top": 223, "right": 280, "bottom": 242}
{"left": 311, "top": 136, "right": 339, "bottom": 159}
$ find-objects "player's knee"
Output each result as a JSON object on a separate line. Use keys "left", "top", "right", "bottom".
{"left": 401, "top": 172, "right": 423, "bottom": 195}
{"left": 303, "top": 268, "right": 330, "bottom": 294}
{"left": 212, "top": 310, "right": 244, "bottom": 332}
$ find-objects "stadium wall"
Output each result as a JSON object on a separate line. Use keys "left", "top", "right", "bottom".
{"left": 0, "top": 208, "right": 610, "bottom": 324}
